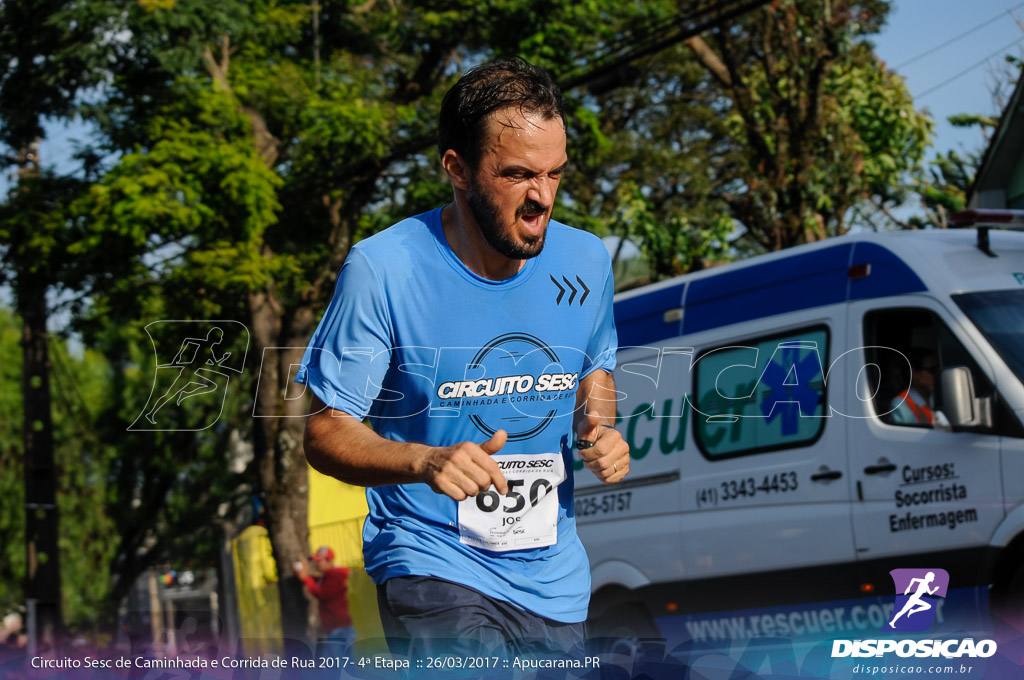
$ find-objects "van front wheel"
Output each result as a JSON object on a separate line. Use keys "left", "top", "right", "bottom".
{"left": 992, "top": 561, "right": 1024, "bottom": 626}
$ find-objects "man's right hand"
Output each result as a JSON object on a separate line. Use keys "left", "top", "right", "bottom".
{"left": 417, "top": 429, "right": 509, "bottom": 501}
{"left": 303, "top": 398, "right": 510, "bottom": 495}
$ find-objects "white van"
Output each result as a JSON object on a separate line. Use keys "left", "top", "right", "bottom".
{"left": 576, "top": 214, "right": 1024, "bottom": 641}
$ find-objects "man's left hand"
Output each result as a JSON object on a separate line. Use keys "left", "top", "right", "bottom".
{"left": 576, "top": 410, "right": 629, "bottom": 484}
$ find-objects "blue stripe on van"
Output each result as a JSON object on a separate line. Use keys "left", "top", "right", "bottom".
{"left": 847, "top": 242, "right": 927, "bottom": 301}
{"left": 681, "top": 244, "right": 852, "bottom": 335}
{"left": 614, "top": 242, "right": 928, "bottom": 345}
{"left": 613, "top": 281, "right": 686, "bottom": 347}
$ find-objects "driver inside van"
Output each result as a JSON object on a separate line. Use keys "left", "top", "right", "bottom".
{"left": 889, "top": 348, "right": 950, "bottom": 430}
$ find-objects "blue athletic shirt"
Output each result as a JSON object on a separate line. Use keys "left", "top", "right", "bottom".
{"left": 296, "top": 206, "right": 617, "bottom": 623}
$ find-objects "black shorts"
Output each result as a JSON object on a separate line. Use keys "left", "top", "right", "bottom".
{"left": 376, "top": 575, "right": 586, "bottom": 659}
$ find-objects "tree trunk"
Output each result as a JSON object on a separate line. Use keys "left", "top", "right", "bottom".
{"left": 249, "top": 285, "right": 312, "bottom": 642}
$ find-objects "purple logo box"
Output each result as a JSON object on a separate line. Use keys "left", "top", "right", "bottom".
{"left": 883, "top": 568, "right": 950, "bottom": 632}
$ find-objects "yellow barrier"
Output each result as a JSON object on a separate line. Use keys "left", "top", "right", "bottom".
{"left": 231, "top": 525, "right": 283, "bottom": 657}
{"left": 309, "top": 517, "right": 385, "bottom": 643}
{"left": 231, "top": 467, "right": 384, "bottom": 650}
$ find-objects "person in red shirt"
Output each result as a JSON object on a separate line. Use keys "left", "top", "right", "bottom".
{"left": 294, "top": 546, "right": 354, "bottom": 647}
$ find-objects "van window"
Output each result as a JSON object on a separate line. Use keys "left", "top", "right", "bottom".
{"left": 693, "top": 327, "right": 828, "bottom": 459}
{"left": 862, "top": 308, "right": 1019, "bottom": 436}
{"left": 953, "top": 289, "right": 1024, "bottom": 386}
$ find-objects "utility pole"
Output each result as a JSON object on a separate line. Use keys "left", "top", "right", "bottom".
{"left": 17, "top": 141, "right": 63, "bottom": 651}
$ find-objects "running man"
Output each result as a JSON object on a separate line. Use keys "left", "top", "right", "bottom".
{"left": 298, "top": 57, "right": 629, "bottom": 657}
{"left": 145, "top": 327, "right": 232, "bottom": 423}
{"left": 889, "top": 571, "right": 940, "bottom": 627}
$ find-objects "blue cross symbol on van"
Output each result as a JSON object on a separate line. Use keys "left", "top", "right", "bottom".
{"left": 758, "top": 347, "right": 823, "bottom": 436}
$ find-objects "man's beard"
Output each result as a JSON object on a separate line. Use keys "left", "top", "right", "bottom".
{"left": 467, "top": 184, "right": 548, "bottom": 260}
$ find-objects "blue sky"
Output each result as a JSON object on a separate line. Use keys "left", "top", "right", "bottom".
{"left": 874, "top": 0, "right": 1024, "bottom": 156}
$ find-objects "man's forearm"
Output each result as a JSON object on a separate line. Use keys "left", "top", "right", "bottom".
{"left": 574, "top": 369, "right": 618, "bottom": 428}
{"left": 303, "top": 396, "right": 433, "bottom": 487}
{"left": 573, "top": 369, "right": 629, "bottom": 484}
{"left": 302, "top": 394, "right": 509, "bottom": 500}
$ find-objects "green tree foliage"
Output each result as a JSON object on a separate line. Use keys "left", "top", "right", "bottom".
{"left": 0, "top": 0, "right": 114, "bottom": 151}
{"left": 905, "top": 114, "right": 999, "bottom": 230}
{"left": 559, "top": 51, "right": 740, "bottom": 282}
{"left": 905, "top": 51, "right": 1022, "bottom": 229}
{"left": 46, "top": 336, "right": 119, "bottom": 633}
{"left": 0, "top": 310, "right": 24, "bottom": 614}
{"left": 85, "top": 320, "right": 253, "bottom": 620}
{"left": 0, "top": 172, "right": 87, "bottom": 639}
{"left": 0, "top": 308, "right": 117, "bottom": 632}
{"left": 911, "top": 149, "right": 976, "bottom": 229}
{"left": 0, "top": 0, "right": 130, "bottom": 638}
{"left": 1, "top": 0, "right": 254, "bottom": 635}
{"left": 561, "top": 0, "right": 932, "bottom": 283}
{"left": 670, "top": 0, "right": 928, "bottom": 253}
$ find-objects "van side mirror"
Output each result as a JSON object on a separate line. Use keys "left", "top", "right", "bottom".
{"left": 941, "top": 366, "right": 992, "bottom": 429}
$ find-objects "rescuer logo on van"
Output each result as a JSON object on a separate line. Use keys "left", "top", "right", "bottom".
{"left": 885, "top": 568, "right": 948, "bottom": 632}
{"left": 832, "top": 568, "right": 997, "bottom": 659}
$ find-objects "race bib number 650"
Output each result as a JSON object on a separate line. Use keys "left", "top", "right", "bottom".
{"left": 458, "top": 452, "right": 565, "bottom": 552}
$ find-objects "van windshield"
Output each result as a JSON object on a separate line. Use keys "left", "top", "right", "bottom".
{"left": 953, "top": 289, "right": 1024, "bottom": 386}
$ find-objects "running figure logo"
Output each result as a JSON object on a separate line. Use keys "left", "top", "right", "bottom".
{"left": 884, "top": 568, "right": 949, "bottom": 632}
{"left": 131, "top": 321, "right": 249, "bottom": 431}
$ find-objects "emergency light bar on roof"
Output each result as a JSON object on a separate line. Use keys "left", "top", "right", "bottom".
{"left": 949, "top": 209, "right": 1024, "bottom": 258}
